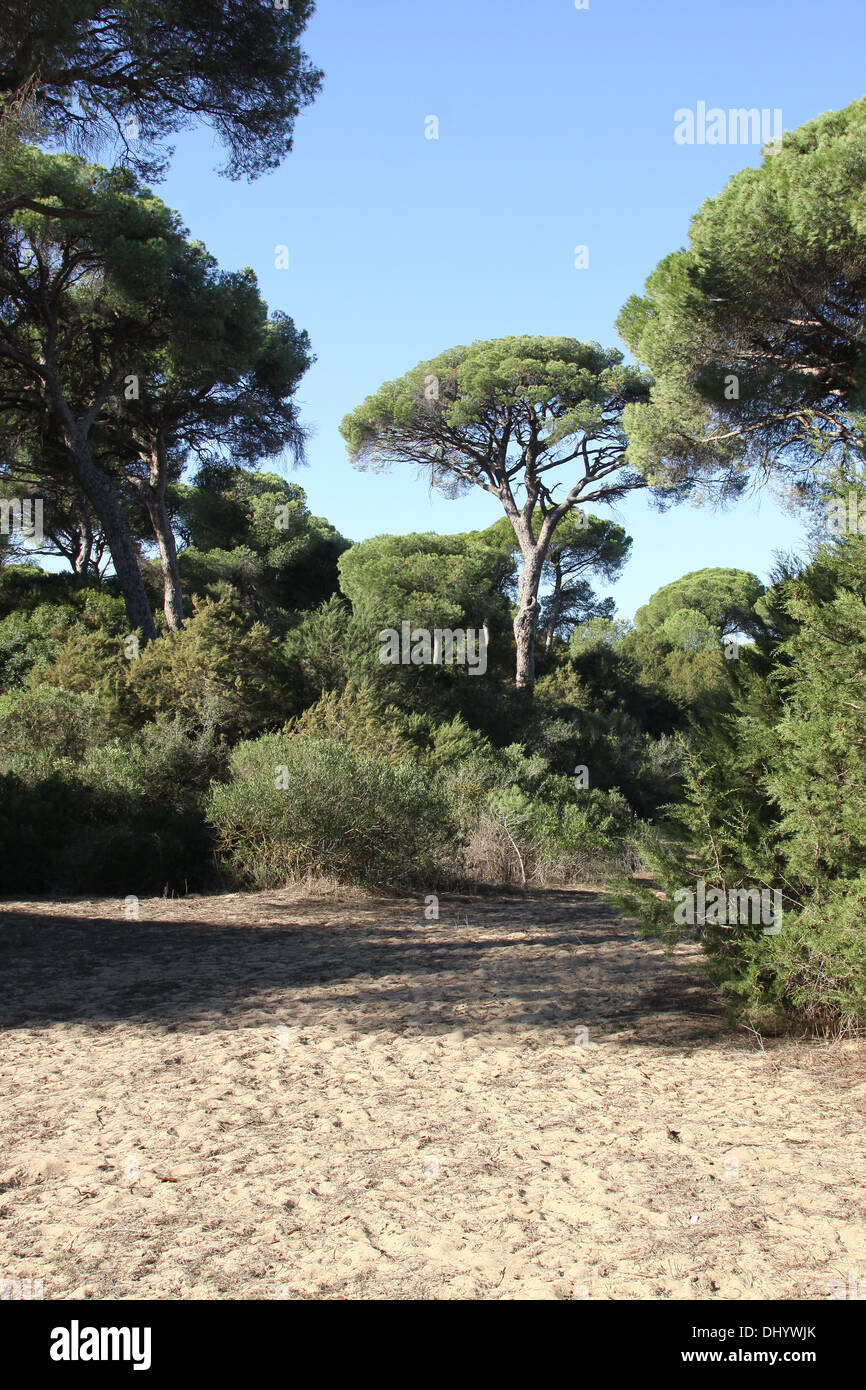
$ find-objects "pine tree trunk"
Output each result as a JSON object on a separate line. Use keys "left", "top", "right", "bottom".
{"left": 514, "top": 552, "right": 544, "bottom": 691}
{"left": 65, "top": 436, "right": 157, "bottom": 641}
{"left": 143, "top": 478, "right": 184, "bottom": 630}
{"left": 544, "top": 566, "right": 563, "bottom": 653}
{"left": 73, "top": 503, "right": 93, "bottom": 576}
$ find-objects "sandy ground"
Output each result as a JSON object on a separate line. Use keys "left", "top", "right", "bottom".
{"left": 1, "top": 885, "right": 865, "bottom": 1302}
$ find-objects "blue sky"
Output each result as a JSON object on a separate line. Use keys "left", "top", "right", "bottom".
{"left": 153, "top": 0, "right": 864, "bottom": 619}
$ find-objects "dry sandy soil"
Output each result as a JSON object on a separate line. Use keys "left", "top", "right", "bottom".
{"left": 1, "top": 886, "right": 864, "bottom": 1301}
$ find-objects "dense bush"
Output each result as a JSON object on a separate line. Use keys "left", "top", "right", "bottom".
{"left": 81, "top": 717, "right": 229, "bottom": 810}
{"left": 281, "top": 595, "right": 356, "bottom": 701}
{"left": 127, "top": 595, "right": 296, "bottom": 739}
{"left": 0, "top": 686, "right": 125, "bottom": 788}
{"left": 0, "top": 588, "right": 128, "bottom": 695}
{"left": 464, "top": 782, "right": 638, "bottom": 888}
{"left": 0, "top": 707, "right": 226, "bottom": 895}
{"left": 206, "top": 733, "right": 461, "bottom": 889}
{"left": 288, "top": 682, "right": 492, "bottom": 771}
{"left": 612, "top": 536, "right": 866, "bottom": 1036}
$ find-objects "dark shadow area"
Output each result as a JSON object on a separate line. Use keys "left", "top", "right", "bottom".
{"left": 0, "top": 889, "right": 728, "bottom": 1046}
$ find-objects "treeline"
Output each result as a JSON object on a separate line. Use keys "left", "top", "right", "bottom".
{"left": 0, "top": 501, "right": 746, "bottom": 898}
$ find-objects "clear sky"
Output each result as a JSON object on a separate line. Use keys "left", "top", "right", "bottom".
{"left": 152, "top": 0, "right": 865, "bottom": 619}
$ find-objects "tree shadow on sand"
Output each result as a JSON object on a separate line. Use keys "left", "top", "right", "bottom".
{"left": 0, "top": 889, "right": 729, "bottom": 1047}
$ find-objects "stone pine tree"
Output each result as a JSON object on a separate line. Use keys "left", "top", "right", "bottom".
{"left": 482, "top": 509, "right": 631, "bottom": 651}
{"left": 0, "top": 146, "right": 311, "bottom": 639}
{"left": 175, "top": 470, "right": 349, "bottom": 625}
{"left": 340, "top": 336, "right": 651, "bottom": 691}
{"left": 102, "top": 278, "right": 312, "bottom": 631}
{"left": 0, "top": 0, "right": 323, "bottom": 180}
{"left": 617, "top": 98, "right": 866, "bottom": 499}
{"left": 0, "top": 150, "right": 177, "bottom": 638}
{"left": 0, "top": 442, "right": 151, "bottom": 577}
{"left": 634, "top": 569, "right": 766, "bottom": 641}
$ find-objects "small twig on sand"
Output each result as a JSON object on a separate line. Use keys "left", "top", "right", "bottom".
{"left": 500, "top": 816, "right": 527, "bottom": 889}
{"left": 743, "top": 1020, "right": 766, "bottom": 1052}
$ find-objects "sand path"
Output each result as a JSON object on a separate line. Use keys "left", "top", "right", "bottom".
{"left": 1, "top": 887, "right": 864, "bottom": 1300}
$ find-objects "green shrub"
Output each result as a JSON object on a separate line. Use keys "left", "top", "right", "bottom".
{"left": 468, "top": 781, "right": 637, "bottom": 887}
{"left": 281, "top": 595, "right": 356, "bottom": 699}
{"left": 51, "top": 811, "right": 214, "bottom": 896}
{"left": 207, "top": 733, "right": 461, "bottom": 889}
{"left": 0, "top": 714, "right": 225, "bottom": 895}
{"left": 0, "top": 587, "right": 128, "bottom": 694}
{"left": 525, "top": 706, "right": 682, "bottom": 817}
{"left": 82, "top": 716, "right": 229, "bottom": 809}
{"left": 288, "top": 683, "right": 494, "bottom": 775}
{"left": 0, "top": 604, "right": 76, "bottom": 690}
{"left": 286, "top": 683, "right": 412, "bottom": 763}
{"left": 0, "top": 686, "right": 117, "bottom": 780}
{"left": 611, "top": 536, "right": 866, "bottom": 1035}
{"left": 0, "top": 565, "right": 94, "bottom": 619}
{"left": 127, "top": 595, "right": 294, "bottom": 739}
